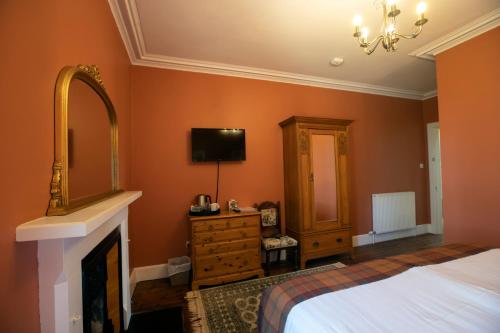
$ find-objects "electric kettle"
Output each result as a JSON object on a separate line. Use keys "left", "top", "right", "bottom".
{"left": 195, "top": 194, "right": 212, "bottom": 209}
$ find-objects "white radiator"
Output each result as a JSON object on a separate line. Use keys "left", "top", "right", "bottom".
{"left": 372, "top": 192, "right": 416, "bottom": 234}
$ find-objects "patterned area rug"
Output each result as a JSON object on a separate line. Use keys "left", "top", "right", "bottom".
{"left": 186, "top": 262, "right": 346, "bottom": 333}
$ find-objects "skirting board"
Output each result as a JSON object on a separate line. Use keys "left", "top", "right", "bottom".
{"left": 352, "top": 224, "right": 431, "bottom": 247}
{"left": 130, "top": 252, "right": 287, "bottom": 295}
{"left": 129, "top": 263, "right": 169, "bottom": 296}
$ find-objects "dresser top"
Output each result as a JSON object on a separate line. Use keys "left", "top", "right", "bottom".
{"left": 189, "top": 210, "right": 261, "bottom": 221}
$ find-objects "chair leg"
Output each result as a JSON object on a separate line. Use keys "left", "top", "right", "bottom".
{"left": 266, "top": 250, "right": 271, "bottom": 276}
{"left": 294, "top": 246, "right": 299, "bottom": 271}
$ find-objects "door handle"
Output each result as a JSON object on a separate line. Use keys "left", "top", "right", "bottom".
{"left": 309, "top": 174, "right": 314, "bottom": 182}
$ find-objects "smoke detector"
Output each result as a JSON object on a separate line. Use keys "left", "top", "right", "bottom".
{"left": 330, "top": 57, "right": 344, "bottom": 66}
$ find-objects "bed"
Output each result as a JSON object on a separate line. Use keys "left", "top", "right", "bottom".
{"left": 259, "top": 244, "right": 499, "bottom": 333}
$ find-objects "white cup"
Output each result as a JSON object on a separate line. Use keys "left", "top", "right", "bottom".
{"left": 210, "top": 202, "right": 220, "bottom": 211}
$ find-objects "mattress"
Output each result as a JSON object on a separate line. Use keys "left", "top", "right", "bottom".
{"left": 258, "top": 244, "right": 489, "bottom": 333}
{"left": 284, "top": 249, "right": 500, "bottom": 333}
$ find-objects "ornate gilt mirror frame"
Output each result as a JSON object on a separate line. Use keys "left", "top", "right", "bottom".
{"left": 47, "top": 65, "right": 121, "bottom": 216}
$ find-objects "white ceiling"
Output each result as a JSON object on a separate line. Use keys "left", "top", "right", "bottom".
{"left": 111, "top": 0, "right": 500, "bottom": 99}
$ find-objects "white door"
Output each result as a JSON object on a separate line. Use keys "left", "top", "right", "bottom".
{"left": 427, "top": 122, "right": 443, "bottom": 234}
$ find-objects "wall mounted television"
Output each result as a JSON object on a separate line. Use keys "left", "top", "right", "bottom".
{"left": 191, "top": 128, "right": 246, "bottom": 162}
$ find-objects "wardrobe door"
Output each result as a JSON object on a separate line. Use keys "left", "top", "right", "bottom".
{"left": 309, "top": 129, "right": 340, "bottom": 231}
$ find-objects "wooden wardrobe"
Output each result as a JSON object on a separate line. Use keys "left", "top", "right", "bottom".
{"left": 280, "top": 116, "right": 353, "bottom": 268}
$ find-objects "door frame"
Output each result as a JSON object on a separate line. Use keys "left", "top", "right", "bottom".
{"left": 427, "top": 122, "right": 443, "bottom": 234}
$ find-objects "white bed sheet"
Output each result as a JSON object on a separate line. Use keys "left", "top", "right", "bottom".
{"left": 284, "top": 249, "right": 500, "bottom": 333}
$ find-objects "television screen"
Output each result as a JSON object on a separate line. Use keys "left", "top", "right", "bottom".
{"left": 191, "top": 128, "right": 246, "bottom": 162}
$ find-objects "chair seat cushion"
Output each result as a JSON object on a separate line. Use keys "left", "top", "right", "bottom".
{"left": 262, "top": 235, "right": 298, "bottom": 250}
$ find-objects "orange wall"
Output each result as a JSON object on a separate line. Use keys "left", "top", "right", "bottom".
{"left": 0, "top": 1, "right": 131, "bottom": 332}
{"left": 436, "top": 27, "right": 500, "bottom": 247}
{"left": 129, "top": 66, "right": 429, "bottom": 267}
{"left": 422, "top": 97, "right": 439, "bottom": 124}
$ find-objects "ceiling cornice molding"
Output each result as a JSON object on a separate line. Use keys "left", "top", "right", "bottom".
{"left": 107, "top": 0, "right": 137, "bottom": 62}
{"left": 409, "top": 8, "right": 500, "bottom": 60}
{"left": 422, "top": 90, "right": 437, "bottom": 100}
{"left": 109, "top": 0, "right": 432, "bottom": 100}
{"left": 136, "top": 54, "right": 427, "bottom": 100}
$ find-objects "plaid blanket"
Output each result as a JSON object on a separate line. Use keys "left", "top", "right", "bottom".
{"left": 258, "top": 244, "right": 487, "bottom": 333}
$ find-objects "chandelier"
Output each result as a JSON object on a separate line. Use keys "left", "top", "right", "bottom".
{"left": 352, "top": 0, "right": 428, "bottom": 55}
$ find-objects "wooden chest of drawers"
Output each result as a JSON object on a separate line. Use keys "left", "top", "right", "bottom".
{"left": 189, "top": 212, "right": 264, "bottom": 289}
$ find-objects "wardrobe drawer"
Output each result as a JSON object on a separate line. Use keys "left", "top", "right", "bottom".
{"left": 192, "top": 215, "right": 260, "bottom": 233}
{"left": 303, "top": 230, "right": 350, "bottom": 254}
{"left": 195, "top": 238, "right": 260, "bottom": 257}
{"left": 194, "top": 249, "right": 261, "bottom": 279}
{"left": 192, "top": 226, "right": 260, "bottom": 245}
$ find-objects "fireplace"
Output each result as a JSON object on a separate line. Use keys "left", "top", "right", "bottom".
{"left": 82, "top": 227, "right": 123, "bottom": 333}
{"left": 16, "top": 191, "right": 141, "bottom": 333}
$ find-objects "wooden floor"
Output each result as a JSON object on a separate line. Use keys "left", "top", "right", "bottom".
{"left": 131, "top": 233, "right": 443, "bottom": 314}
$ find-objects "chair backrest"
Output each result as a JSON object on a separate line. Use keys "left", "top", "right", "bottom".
{"left": 255, "top": 201, "right": 281, "bottom": 238}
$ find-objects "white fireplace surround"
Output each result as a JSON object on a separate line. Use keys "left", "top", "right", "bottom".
{"left": 16, "top": 191, "right": 142, "bottom": 333}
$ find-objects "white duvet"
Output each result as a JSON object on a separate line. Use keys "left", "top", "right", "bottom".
{"left": 284, "top": 249, "right": 500, "bottom": 333}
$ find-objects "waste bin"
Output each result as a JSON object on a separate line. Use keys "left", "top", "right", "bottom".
{"left": 167, "top": 256, "right": 191, "bottom": 286}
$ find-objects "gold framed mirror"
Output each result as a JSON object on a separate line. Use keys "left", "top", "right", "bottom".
{"left": 47, "top": 65, "right": 121, "bottom": 216}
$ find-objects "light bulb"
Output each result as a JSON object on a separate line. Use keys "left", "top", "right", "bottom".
{"left": 387, "top": 0, "right": 397, "bottom": 6}
{"left": 385, "top": 23, "right": 395, "bottom": 34}
{"left": 417, "top": 2, "right": 427, "bottom": 15}
{"left": 353, "top": 15, "right": 362, "bottom": 27}
{"left": 361, "top": 27, "right": 369, "bottom": 39}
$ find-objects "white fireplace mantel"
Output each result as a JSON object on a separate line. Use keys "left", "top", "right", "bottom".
{"left": 16, "top": 191, "right": 142, "bottom": 333}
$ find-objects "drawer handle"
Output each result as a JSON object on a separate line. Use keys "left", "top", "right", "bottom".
{"left": 243, "top": 222, "right": 247, "bottom": 227}
{"left": 243, "top": 260, "right": 248, "bottom": 265}
{"left": 208, "top": 225, "right": 214, "bottom": 231}
{"left": 204, "top": 265, "right": 214, "bottom": 272}
{"left": 207, "top": 237, "right": 214, "bottom": 242}
{"left": 313, "top": 241, "right": 320, "bottom": 248}
{"left": 243, "top": 243, "right": 248, "bottom": 249}
{"left": 336, "top": 238, "right": 343, "bottom": 243}
{"left": 208, "top": 248, "right": 214, "bottom": 254}
{"left": 240, "top": 232, "right": 247, "bottom": 238}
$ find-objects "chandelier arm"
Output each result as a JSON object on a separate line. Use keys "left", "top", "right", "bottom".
{"left": 364, "top": 35, "right": 384, "bottom": 55}
{"left": 394, "top": 25, "right": 423, "bottom": 40}
{"left": 357, "top": 34, "right": 384, "bottom": 48}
